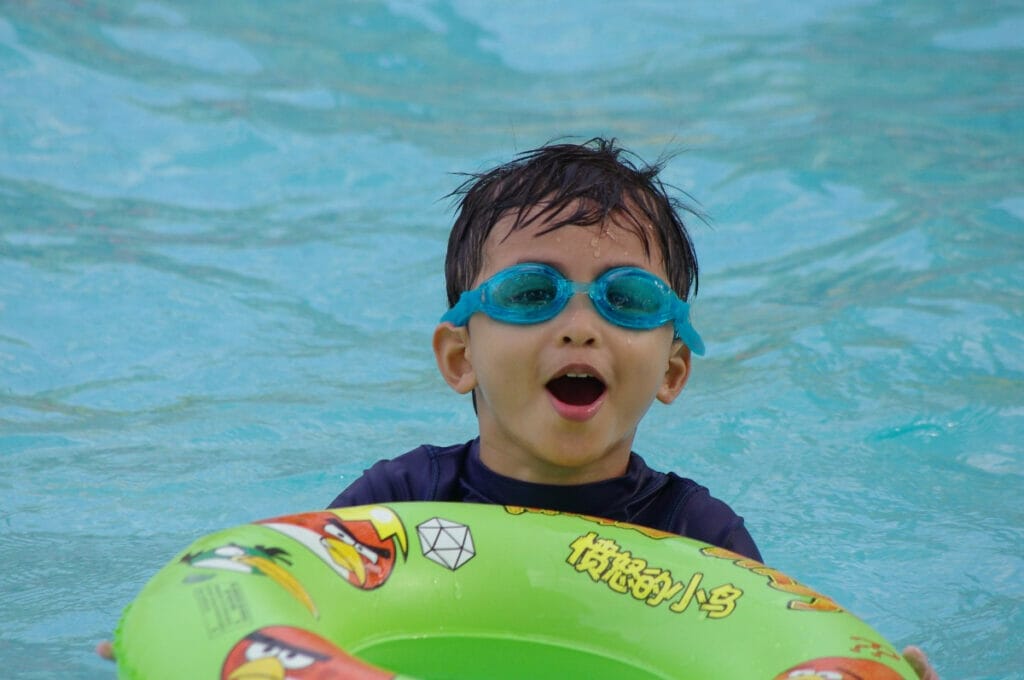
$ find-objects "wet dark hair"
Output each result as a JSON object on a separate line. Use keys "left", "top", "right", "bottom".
{"left": 444, "top": 137, "right": 701, "bottom": 306}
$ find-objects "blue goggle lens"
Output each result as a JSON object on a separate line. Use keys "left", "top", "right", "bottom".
{"left": 595, "top": 268, "right": 672, "bottom": 324}
{"left": 489, "top": 269, "right": 562, "bottom": 318}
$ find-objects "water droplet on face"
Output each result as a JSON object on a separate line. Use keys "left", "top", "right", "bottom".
{"left": 593, "top": 249, "right": 601, "bottom": 257}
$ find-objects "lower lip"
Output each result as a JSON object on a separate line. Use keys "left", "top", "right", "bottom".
{"left": 547, "top": 391, "right": 606, "bottom": 422}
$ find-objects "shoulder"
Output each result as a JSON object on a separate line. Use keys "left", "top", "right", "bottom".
{"left": 629, "top": 458, "right": 762, "bottom": 562}
{"left": 327, "top": 441, "right": 473, "bottom": 508}
{"left": 664, "top": 473, "right": 762, "bottom": 561}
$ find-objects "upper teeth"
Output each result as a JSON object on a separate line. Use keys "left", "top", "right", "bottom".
{"left": 566, "top": 373, "right": 592, "bottom": 379}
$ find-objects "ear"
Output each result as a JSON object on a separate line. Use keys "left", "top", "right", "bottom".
{"left": 656, "top": 339, "right": 691, "bottom": 404}
{"left": 432, "top": 323, "right": 477, "bottom": 394}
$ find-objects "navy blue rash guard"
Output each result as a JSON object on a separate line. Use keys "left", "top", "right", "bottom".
{"left": 329, "top": 439, "right": 761, "bottom": 562}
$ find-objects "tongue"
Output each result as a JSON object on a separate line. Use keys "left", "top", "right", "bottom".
{"left": 547, "top": 376, "right": 605, "bottom": 406}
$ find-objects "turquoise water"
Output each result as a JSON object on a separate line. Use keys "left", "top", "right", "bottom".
{"left": 2, "top": 1, "right": 1021, "bottom": 678}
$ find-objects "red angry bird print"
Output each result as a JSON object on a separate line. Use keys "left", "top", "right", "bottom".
{"left": 221, "top": 626, "right": 394, "bottom": 680}
{"left": 773, "top": 655, "right": 906, "bottom": 680}
{"left": 258, "top": 506, "right": 408, "bottom": 590}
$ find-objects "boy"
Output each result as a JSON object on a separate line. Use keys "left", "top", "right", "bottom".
{"left": 326, "top": 137, "right": 938, "bottom": 678}
{"left": 329, "top": 137, "right": 761, "bottom": 561}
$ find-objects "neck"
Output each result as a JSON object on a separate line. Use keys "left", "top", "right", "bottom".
{"left": 475, "top": 433, "right": 632, "bottom": 486}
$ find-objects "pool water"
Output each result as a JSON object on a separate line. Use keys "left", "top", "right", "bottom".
{"left": 2, "top": 2, "right": 1021, "bottom": 678}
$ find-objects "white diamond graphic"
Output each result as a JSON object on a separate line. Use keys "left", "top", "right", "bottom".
{"left": 417, "top": 517, "right": 475, "bottom": 570}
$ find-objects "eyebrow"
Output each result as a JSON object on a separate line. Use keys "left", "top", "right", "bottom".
{"left": 510, "top": 258, "right": 650, "bottom": 279}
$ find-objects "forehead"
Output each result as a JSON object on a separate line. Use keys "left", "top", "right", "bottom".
{"left": 479, "top": 201, "right": 667, "bottom": 279}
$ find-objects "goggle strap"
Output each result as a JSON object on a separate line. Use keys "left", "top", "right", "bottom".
{"left": 440, "top": 289, "right": 481, "bottom": 327}
{"left": 672, "top": 301, "right": 705, "bottom": 355}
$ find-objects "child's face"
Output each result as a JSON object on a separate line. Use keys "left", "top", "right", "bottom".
{"left": 434, "top": 203, "right": 691, "bottom": 485}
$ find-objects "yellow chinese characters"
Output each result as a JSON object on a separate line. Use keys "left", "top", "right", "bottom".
{"left": 566, "top": 532, "right": 742, "bottom": 619}
{"left": 701, "top": 546, "right": 843, "bottom": 613}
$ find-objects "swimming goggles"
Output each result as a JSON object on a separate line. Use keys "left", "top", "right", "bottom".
{"left": 440, "top": 263, "right": 705, "bottom": 355}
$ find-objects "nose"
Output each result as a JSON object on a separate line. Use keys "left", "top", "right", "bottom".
{"left": 558, "top": 291, "right": 601, "bottom": 346}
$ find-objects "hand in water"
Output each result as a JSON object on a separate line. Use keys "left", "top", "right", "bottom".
{"left": 903, "top": 646, "right": 938, "bottom": 680}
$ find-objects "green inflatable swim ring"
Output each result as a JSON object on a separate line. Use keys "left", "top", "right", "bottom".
{"left": 114, "top": 502, "right": 918, "bottom": 679}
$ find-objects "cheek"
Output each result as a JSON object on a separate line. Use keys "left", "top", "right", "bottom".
{"left": 467, "top": 323, "right": 534, "bottom": 382}
{"left": 626, "top": 336, "right": 675, "bottom": 385}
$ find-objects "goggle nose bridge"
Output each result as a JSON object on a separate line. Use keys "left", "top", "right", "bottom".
{"left": 554, "top": 279, "right": 604, "bottom": 314}
{"left": 567, "top": 279, "right": 595, "bottom": 298}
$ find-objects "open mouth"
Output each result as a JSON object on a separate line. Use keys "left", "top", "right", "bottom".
{"left": 546, "top": 374, "right": 606, "bottom": 406}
